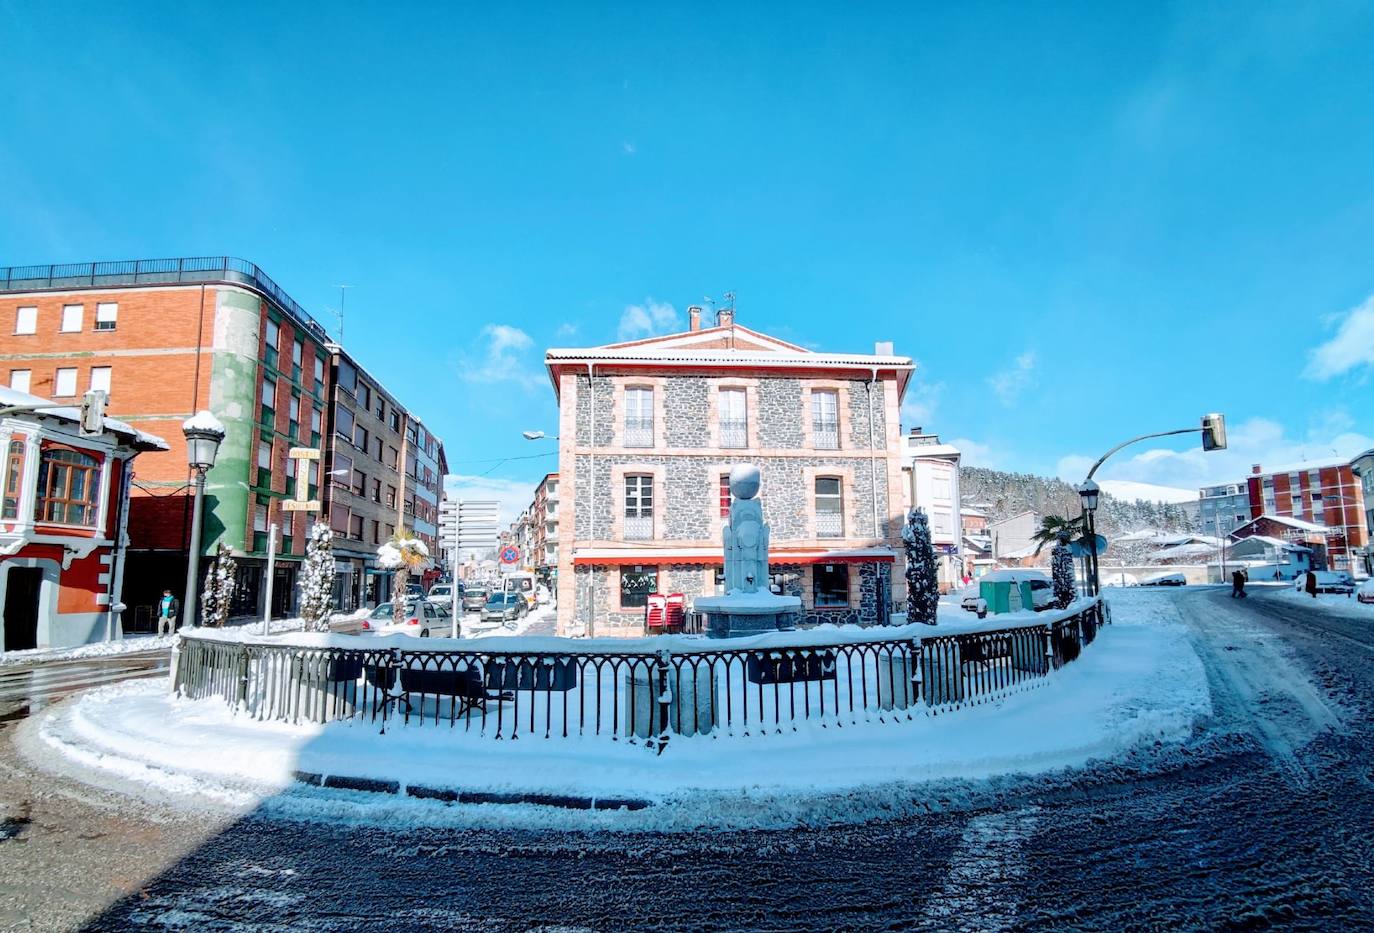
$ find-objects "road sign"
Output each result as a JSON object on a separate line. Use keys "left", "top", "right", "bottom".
{"left": 499, "top": 545, "right": 521, "bottom": 566}
{"left": 282, "top": 500, "right": 321, "bottom": 512}
{"left": 286, "top": 447, "right": 322, "bottom": 513}
{"left": 1069, "top": 535, "right": 1109, "bottom": 558}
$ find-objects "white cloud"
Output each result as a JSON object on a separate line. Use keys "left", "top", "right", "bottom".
{"left": 455, "top": 323, "right": 544, "bottom": 391}
{"left": 987, "top": 351, "right": 1038, "bottom": 405}
{"left": 900, "top": 377, "right": 945, "bottom": 429}
{"left": 1055, "top": 412, "right": 1374, "bottom": 491}
{"left": 1305, "top": 294, "right": 1374, "bottom": 380}
{"left": 948, "top": 437, "right": 998, "bottom": 469}
{"left": 617, "top": 299, "right": 679, "bottom": 341}
{"left": 555, "top": 322, "right": 579, "bottom": 340}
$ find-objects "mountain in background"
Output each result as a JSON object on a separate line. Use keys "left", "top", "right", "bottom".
{"left": 960, "top": 467, "right": 1200, "bottom": 538}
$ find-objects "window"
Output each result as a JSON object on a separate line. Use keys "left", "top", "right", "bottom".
{"left": 354, "top": 424, "right": 369, "bottom": 450}
{"left": 257, "top": 441, "right": 272, "bottom": 471}
{"left": 815, "top": 477, "right": 843, "bottom": 537}
{"left": 314, "top": 356, "right": 325, "bottom": 388}
{"left": 254, "top": 504, "right": 268, "bottom": 533}
{"left": 337, "top": 358, "right": 357, "bottom": 396}
{"left": 372, "top": 519, "right": 381, "bottom": 544}
{"left": 334, "top": 453, "right": 353, "bottom": 485}
{"left": 375, "top": 396, "right": 385, "bottom": 419}
{"left": 386, "top": 485, "right": 397, "bottom": 508}
{"left": 387, "top": 446, "right": 398, "bottom": 469}
{"left": 811, "top": 390, "right": 839, "bottom": 449}
{"left": 720, "top": 388, "right": 747, "bottom": 448}
{"left": 14, "top": 307, "right": 36, "bottom": 335}
{"left": 311, "top": 407, "right": 322, "bottom": 438}
{"left": 3, "top": 440, "right": 25, "bottom": 520}
{"left": 371, "top": 478, "right": 381, "bottom": 503}
{"left": 357, "top": 383, "right": 370, "bottom": 411}
{"left": 350, "top": 514, "right": 364, "bottom": 540}
{"left": 95, "top": 303, "right": 118, "bottom": 331}
{"left": 60, "top": 304, "right": 82, "bottom": 333}
{"left": 54, "top": 368, "right": 78, "bottom": 397}
{"left": 374, "top": 437, "right": 383, "bottom": 461}
{"left": 389, "top": 409, "right": 400, "bottom": 432}
{"left": 336, "top": 406, "right": 355, "bottom": 441}
{"left": 620, "top": 566, "right": 658, "bottom": 609}
{"left": 625, "top": 387, "right": 653, "bottom": 446}
{"left": 292, "top": 339, "right": 303, "bottom": 370}
{"left": 89, "top": 367, "right": 111, "bottom": 394}
{"left": 9, "top": 370, "right": 30, "bottom": 394}
{"left": 813, "top": 564, "right": 850, "bottom": 608}
{"left": 719, "top": 473, "right": 732, "bottom": 518}
{"left": 624, "top": 474, "right": 653, "bottom": 540}
{"left": 261, "top": 377, "right": 276, "bottom": 409}
{"left": 351, "top": 469, "right": 365, "bottom": 496}
{"left": 37, "top": 446, "right": 100, "bottom": 526}
{"left": 331, "top": 503, "right": 350, "bottom": 534}
{"left": 288, "top": 395, "right": 300, "bottom": 427}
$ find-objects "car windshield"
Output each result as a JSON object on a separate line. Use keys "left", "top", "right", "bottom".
{"left": 486, "top": 594, "right": 512, "bottom": 607}
{"left": 431, "top": 586, "right": 450, "bottom": 596}
{"left": 369, "top": 602, "right": 418, "bottom": 621}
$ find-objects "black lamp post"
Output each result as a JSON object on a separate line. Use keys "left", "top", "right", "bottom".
{"left": 1077, "top": 480, "right": 1101, "bottom": 596}
{"left": 182, "top": 413, "right": 226, "bottom": 628}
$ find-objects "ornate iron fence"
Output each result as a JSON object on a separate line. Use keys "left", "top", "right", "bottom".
{"left": 172, "top": 598, "right": 1106, "bottom": 751}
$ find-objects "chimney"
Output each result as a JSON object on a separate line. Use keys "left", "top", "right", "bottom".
{"left": 1251, "top": 464, "right": 1262, "bottom": 475}
{"left": 909, "top": 426, "right": 922, "bottom": 437}
{"left": 716, "top": 308, "right": 734, "bottom": 328}
{"left": 688, "top": 305, "right": 702, "bottom": 332}
{"left": 874, "top": 340, "right": 894, "bottom": 356}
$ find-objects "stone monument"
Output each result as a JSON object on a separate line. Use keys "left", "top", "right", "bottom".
{"left": 695, "top": 464, "right": 803, "bottom": 637}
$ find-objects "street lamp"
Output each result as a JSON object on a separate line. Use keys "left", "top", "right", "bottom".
{"left": 1077, "top": 480, "right": 1101, "bottom": 596}
{"left": 182, "top": 411, "right": 226, "bottom": 628}
{"left": 522, "top": 430, "right": 558, "bottom": 441}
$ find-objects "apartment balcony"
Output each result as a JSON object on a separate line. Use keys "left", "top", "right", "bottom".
{"left": 624, "top": 515, "right": 653, "bottom": 540}
{"left": 624, "top": 418, "right": 653, "bottom": 448}
{"left": 720, "top": 419, "right": 748, "bottom": 449}
{"left": 816, "top": 511, "right": 844, "bottom": 538}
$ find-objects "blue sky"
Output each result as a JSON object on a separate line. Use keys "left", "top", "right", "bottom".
{"left": 2, "top": 2, "right": 1373, "bottom": 522}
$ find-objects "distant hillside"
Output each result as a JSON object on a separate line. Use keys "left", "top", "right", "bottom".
{"left": 960, "top": 467, "right": 1199, "bottom": 539}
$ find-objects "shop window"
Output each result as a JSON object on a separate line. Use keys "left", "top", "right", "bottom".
{"left": 813, "top": 564, "right": 849, "bottom": 608}
{"left": 621, "top": 566, "right": 658, "bottom": 609}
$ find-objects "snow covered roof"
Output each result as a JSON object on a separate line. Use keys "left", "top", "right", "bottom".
{"left": 0, "top": 385, "right": 167, "bottom": 451}
{"left": 1149, "top": 542, "right": 1218, "bottom": 560}
{"left": 1228, "top": 535, "right": 1311, "bottom": 554}
{"left": 182, "top": 410, "right": 226, "bottom": 434}
{"left": 960, "top": 506, "right": 987, "bottom": 517}
{"left": 998, "top": 542, "right": 1043, "bottom": 560}
{"left": 1235, "top": 514, "right": 1333, "bottom": 535}
{"left": 979, "top": 569, "right": 1051, "bottom": 584}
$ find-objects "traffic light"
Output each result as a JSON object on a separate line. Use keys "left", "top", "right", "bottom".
{"left": 1202, "top": 412, "right": 1227, "bottom": 452}
{"left": 80, "top": 390, "right": 107, "bottom": 436}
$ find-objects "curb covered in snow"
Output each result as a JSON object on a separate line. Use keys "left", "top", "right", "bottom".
{"left": 291, "top": 770, "right": 651, "bottom": 811}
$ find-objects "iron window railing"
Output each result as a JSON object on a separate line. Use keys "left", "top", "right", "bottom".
{"left": 816, "top": 510, "right": 843, "bottom": 538}
{"left": 624, "top": 514, "right": 653, "bottom": 540}
{"left": 624, "top": 417, "right": 653, "bottom": 447}
{"left": 720, "top": 419, "right": 748, "bottom": 448}
{"left": 813, "top": 422, "right": 839, "bottom": 449}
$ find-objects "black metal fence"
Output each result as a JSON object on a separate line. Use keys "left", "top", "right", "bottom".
{"left": 0, "top": 256, "right": 328, "bottom": 339}
{"left": 173, "top": 599, "right": 1106, "bottom": 751}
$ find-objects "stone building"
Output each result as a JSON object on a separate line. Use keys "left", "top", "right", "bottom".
{"left": 546, "top": 309, "right": 914, "bottom": 636}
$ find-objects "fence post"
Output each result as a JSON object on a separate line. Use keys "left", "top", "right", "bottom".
{"left": 653, "top": 648, "right": 673, "bottom": 755}
{"left": 1044, "top": 625, "right": 1056, "bottom": 671}
{"left": 910, "top": 639, "right": 923, "bottom": 706}
{"left": 236, "top": 644, "right": 249, "bottom": 709}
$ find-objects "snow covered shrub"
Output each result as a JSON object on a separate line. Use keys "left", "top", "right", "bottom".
{"left": 1051, "top": 540, "right": 1077, "bottom": 609}
{"left": 200, "top": 543, "right": 237, "bottom": 627}
{"left": 378, "top": 530, "right": 431, "bottom": 625}
{"left": 298, "top": 523, "right": 336, "bottom": 632}
{"left": 902, "top": 508, "right": 940, "bottom": 625}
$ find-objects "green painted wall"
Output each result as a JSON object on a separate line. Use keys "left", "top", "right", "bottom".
{"left": 199, "top": 288, "right": 262, "bottom": 556}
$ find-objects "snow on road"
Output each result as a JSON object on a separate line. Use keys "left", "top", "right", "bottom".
{"left": 19, "top": 590, "right": 1211, "bottom": 831}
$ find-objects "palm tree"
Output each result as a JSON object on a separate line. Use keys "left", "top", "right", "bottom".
{"left": 1031, "top": 514, "right": 1086, "bottom": 555}
{"left": 378, "top": 529, "right": 431, "bottom": 625}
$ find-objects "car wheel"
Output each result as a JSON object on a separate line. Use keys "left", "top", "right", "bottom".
{"left": 420, "top": 629, "right": 430, "bottom": 638}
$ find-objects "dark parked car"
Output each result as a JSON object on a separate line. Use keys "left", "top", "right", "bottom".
{"left": 481, "top": 592, "right": 527, "bottom": 626}
{"left": 1141, "top": 573, "right": 1187, "bottom": 587}
{"left": 462, "top": 586, "right": 490, "bottom": 613}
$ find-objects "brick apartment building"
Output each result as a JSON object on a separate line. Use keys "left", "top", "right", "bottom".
{"left": 530, "top": 472, "right": 559, "bottom": 588}
{"left": 546, "top": 307, "right": 914, "bottom": 637}
{"left": 0, "top": 258, "right": 444, "bottom": 623}
{"left": 1232, "top": 460, "right": 1368, "bottom": 571}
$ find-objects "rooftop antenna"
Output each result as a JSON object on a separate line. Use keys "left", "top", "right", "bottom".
{"left": 330, "top": 284, "right": 351, "bottom": 341}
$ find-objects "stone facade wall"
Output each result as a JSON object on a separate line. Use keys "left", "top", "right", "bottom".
{"left": 664, "top": 377, "right": 709, "bottom": 447}
{"left": 756, "top": 378, "right": 803, "bottom": 449}
{"left": 573, "top": 375, "right": 616, "bottom": 447}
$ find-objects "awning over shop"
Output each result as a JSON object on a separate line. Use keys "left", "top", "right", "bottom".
{"left": 571, "top": 547, "right": 895, "bottom": 567}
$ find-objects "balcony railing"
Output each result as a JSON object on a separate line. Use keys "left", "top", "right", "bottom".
{"left": 813, "top": 423, "right": 839, "bottom": 449}
{"left": 720, "top": 419, "right": 748, "bottom": 449}
{"left": 0, "top": 256, "right": 329, "bottom": 340}
{"left": 816, "top": 511, "right": 843, "bottom": 538}
{"left": 624, "top": 514, "right": 653, "bottom": 540}
{"left": 624, "top": 418, "right": 653, "bottom": 447}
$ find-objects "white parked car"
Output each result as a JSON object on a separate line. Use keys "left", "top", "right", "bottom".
{"left": 426, "top": 584, "right": 457, "bottom": 609}
{"left": 360, "top": 600, "right": 454, "bottom": 638}
{"left": 1358, "top": 579, "right": 1374, "bottom": 605}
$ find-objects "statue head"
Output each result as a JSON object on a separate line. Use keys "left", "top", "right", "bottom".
{"left": 728, "top": 464, "right": 761, "bottom": 500}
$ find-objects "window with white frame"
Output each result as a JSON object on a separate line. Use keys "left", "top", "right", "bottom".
{"left": 94, "top": 302, "right": 118, "bottom": 331}
{"left": 265, "top": 319, "right": 280, "bottom": 351}
{"left": 292, "top": 339, "right": 303, "bottom": 369}
{"left": 254, "top": 503, "right": 268, "bottom": 533}
{"left": 261, "top": 377, "right": 276, "bottom": 410}
{"left": 624, "top": 387, "right": 653, "bottom": 446}
{"left": 37, "top": 446, "right": 100, "bottom": 526}
{"left": 54, "top": 367, "right": 78, "bottom": 397}
{"left": 624, "top": 474, "right": 653, "bottom": 540}
{"left": 815, "top": 476, "right": 843, "bottom": 537}
{"left": 720, "top": 388, "right": 747, "bottom": 448}
{"left": 811, "top": 390, "right": 839, "bottom": 449}
{"left": 15, "top": 306, "right": 36, "bottom": 335}
{"left": 60, "top": 305, "right": 82, "bottom": 333}
{"left": 89, "top": 367, "right": 112, "bottom": 394}
{"left": 9, "top": 370, "right": 30, "bottom": 394}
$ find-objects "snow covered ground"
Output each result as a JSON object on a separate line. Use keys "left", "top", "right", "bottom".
{"left": 0, "top": 617, "right": 311, "bottom": 667}
{"left": 19, "top": 589, "right": 1209, "bottom": 831}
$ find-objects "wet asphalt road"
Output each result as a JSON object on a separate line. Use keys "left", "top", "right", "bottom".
{"left": 1, "top": 588, "right": 1372, "bottom": 932}
{"left": 0, "top": 650, "right": 169, "bottom": 727}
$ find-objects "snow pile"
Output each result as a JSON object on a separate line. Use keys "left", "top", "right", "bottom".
{"left": 22, "top": 590, "right": 1210, "bottom": 831}
{"left": 0, "top": 633, "right": 177, "bottom": 667}
{"left": 181, "top": 410, "right": 226, "bottom": 435}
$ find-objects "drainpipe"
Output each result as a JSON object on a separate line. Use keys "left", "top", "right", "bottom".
{"left": 586, "top": 362, "right": 596, "bottom": 638}
{"left": 867, "top": 367, "right": 881, "bottom": 540}
{"left": 104, "top": 453, "right": 133, "bottom": 643}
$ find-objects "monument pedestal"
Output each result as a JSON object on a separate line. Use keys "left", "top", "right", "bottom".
{"left": 696, "top": 592, "right": 802, "bottom": 638}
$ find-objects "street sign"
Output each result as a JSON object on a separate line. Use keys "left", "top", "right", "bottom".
{"left": 1069, "top": 535, "right": 1109, "bottom": 558}
{"left": 286, "top": 447, "right": 322, "bottom": 513}
{"left": 282, "top": 500, "right": 321, "bottom": 512}
{"left": 499, "top": 545, "right": 521, "bottom": 566}
{"left": 288, "top": 447, "right": 321, "bottom": 460}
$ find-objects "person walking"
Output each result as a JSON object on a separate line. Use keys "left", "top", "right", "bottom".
{"left": 1231, "top": 569, "right": 1247, "bottom": 599}
{"left": 157, "top": 589, "right": 179, "bottom": 635}
{"left": 1305, "top": 570, "right": 1319, "bottom": 599}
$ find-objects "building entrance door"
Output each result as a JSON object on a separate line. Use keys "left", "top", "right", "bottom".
{"left": 3, "top": 567, "right": 43, "bottom": 651}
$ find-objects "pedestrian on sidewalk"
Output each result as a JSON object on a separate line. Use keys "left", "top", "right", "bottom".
{"left": 1305, "top": 570, "right": 1319, "bottom": 599}
{"left": 1231, "top": 569, "right": 1247, "bottom": 598}
{"left": 157, "top": 589, "right": 179, "bottom": 634}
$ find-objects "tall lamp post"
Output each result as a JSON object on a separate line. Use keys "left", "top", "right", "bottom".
{"left": 182, "top": 412, "right": 226, "bottom": 628}
{"left": 1077, "top": 480, "right": 1101, "bottom": 597}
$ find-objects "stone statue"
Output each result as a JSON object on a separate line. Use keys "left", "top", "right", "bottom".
{"left": 722, "top": 464, "right": 769, "bottom": 594}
